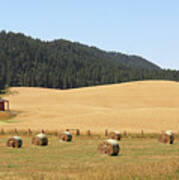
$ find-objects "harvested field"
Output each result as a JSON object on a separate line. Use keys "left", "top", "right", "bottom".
{"left": 0, "top": 135, "right": 178, "bottom": 180}
{"left": 1, "top": 80, "right": 179, "bottom": 133}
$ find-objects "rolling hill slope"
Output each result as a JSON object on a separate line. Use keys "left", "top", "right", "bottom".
{"left": 2, "top": 80, "right": 179, "bottom": 133}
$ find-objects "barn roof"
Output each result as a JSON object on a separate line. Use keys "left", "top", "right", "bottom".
{"left": 0, "top": 98, "right": 9, "bottom": 102}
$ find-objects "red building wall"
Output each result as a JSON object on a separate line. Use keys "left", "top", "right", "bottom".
{"left": 0, "top": 102, "right": 5, "bottom": 111}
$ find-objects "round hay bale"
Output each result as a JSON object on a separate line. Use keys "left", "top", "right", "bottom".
{"left": 59, "top": 131, "right": 72, "bottom": 142}
{"left": 98, "top": 139, "right": 120, "bottom": 156}
{"left": 6, "top": 136, "right": 23, "bottom": 148}
{"left": 109, "top": 131, "right": 121, "bottom": 140}
{"left": 158, "top": 130, "right": 175, "bottom": 144}
{"left": 32, "top": 133, "right": 48, "bottom": 146}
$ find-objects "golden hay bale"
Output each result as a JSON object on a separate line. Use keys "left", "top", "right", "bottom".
{"left": 59, "top": 131, "right": 72, "bottom": 142}
{"left": 158, "top": 130, "right": 175, "bottom": 144}
{"left": 6, "top": 136, "right": 23, "bottom": 148}
{"left": 108, "top": 131, "right": 121, "bottom": 140}
{"left": 32, "top": 133, "right": 48, "bottom": 146}
{"left": 98, "top": 139, "right": 120, "bottom": 156}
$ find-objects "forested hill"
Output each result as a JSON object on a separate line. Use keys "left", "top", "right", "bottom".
{"left": 0, "top": 31, "right": 179, "bottom": 92}
{"left": 107, "top": 52, "right": 160, "bottom": 70}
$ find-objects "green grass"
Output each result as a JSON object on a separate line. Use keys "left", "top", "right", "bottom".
{"left": 0, "top": 135, "right": 178, "bottom": 180}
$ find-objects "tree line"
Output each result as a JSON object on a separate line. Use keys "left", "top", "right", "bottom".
{"left": 0, "top": 31, "right": 179, "bottom": 92}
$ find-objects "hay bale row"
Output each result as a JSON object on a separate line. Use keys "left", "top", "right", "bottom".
{"left": 5, "top": 129, "right": 176, "bottom": 159}
{"left": 6, "top": 131, "right": 73, "bottom": 148}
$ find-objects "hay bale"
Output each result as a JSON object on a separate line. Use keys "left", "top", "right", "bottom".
{"left": 109, "top": 131, "right": 121, "bottom": 140}
{"left": 59, "top": 131, "right": 72, "bottom": 142}
{"left": 158, "top": 130, "right": 175, "bottom": 144}
{"left": 32, "top": 133, "right": 48, "bottom": 146}
{"left": 98, "top": 139, "right": 120, "bottom": 156}
{"left": 6, "top": 136, "right": 23, "bottom": 148}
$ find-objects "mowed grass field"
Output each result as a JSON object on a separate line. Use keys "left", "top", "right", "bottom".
{"left": 1, "top": 80, "right": 179, "bottom": 133}
{"left": 0, "top": 135, "right": 178, "bottom": 180}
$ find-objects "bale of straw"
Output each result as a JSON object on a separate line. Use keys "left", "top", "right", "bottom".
{"left": 59, "top": 131, "right": 72, "bottom": 142}
{"left": 98, "top": 139, "right": 120, "bottom": 156}
{"left": 32, "top": 133, "right": 48, "bottom": 146}
{"left": 109, "top": 131, "right": 121, "bottom": 140}
{"left": 6, "top": 136, "right": 23, "bottom": 148}
{"left": 158, "top": 130, "right": 175, "bottom": 144}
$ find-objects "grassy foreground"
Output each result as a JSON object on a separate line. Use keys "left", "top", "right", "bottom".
{"left": 0, "top": 135, "right": 178, "bottom": 180}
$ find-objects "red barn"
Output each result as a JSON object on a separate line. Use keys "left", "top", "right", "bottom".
{"left": 0, "top": 98, "right": 9, "bottom": 111}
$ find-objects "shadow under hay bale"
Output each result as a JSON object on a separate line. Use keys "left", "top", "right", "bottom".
{"left": 6, "top": 136, "right": 23, "bottom": 148}
{"left": 158, "top": 130, "right": 175, "bottom": 144}
{"left": 32, "top": 133, "right": 48, "bottom": 146}
{"left": 98, "top": 139, "right": 120, "bottom": 156}
{"left": 109, "top": 131, "right": 121, "bottom": 141}
{"left": 59, "top": 131, "right": 72, "bottom": 142}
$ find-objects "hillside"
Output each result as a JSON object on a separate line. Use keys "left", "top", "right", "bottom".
{"left": 106, "top": 52, "right": 160, "bottom": 70}
{"left": 2, "top": 80, "right": 179, "bottom": 133}
{"left": 0, "top": 31, "right": 169, "bottom": 92}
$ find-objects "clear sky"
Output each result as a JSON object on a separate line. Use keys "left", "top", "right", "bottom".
{"left": 1, "top": 0, "right": 179, "bottom": 69}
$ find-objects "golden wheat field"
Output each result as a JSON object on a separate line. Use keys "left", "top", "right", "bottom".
{"left": 1, "top": 80, "right": 179, "bottom": 133}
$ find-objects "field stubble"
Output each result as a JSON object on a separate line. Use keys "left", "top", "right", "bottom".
{"left": 0, "top": 135, "right": 178, "bottom": 180}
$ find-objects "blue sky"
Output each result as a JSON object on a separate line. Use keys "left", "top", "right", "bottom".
{"left": 1, "top": 0, "right": 179, "bottom": 69}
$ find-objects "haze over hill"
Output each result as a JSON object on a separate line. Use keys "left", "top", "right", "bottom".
{"left": 1, "top": 81, "right": 179, "bottom": 133}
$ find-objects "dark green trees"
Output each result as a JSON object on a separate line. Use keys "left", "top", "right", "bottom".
{"left": 0, "top": 30, "right": 178, "bottom": 92}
